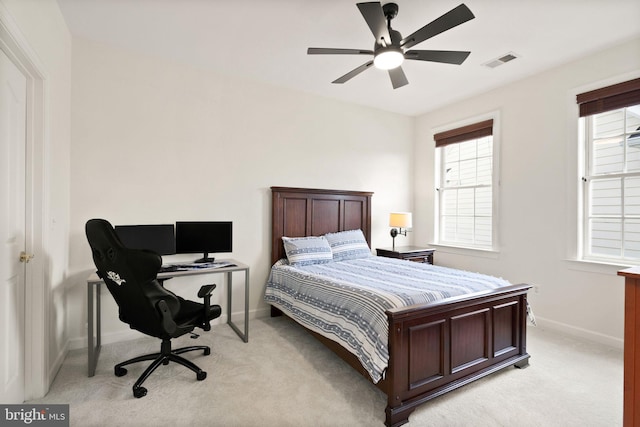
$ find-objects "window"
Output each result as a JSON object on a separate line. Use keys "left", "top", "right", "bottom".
{"left": 435, "top": 119, "right": 495, "bottom": 249}
{"left": 578, "top": 78, "right": 640, "bottom": 263}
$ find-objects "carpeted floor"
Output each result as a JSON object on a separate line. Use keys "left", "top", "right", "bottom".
{"left": 28, "top": 316, "right": 622, "bottom": 426}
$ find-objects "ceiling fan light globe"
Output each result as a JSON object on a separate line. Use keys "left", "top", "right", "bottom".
{"left": 374, "top": 49, "right": 404, "bottom": 70}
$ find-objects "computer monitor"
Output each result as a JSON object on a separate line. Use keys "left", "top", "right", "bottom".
{"left": 114, "top": 224, "right": 176, "bottom": 255}
{"left": 175, "top": 221, "right": 232, "bottom": 263}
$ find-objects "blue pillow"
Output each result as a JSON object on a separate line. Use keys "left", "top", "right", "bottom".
{"left": 282, "top": 236, "right": 333, "bottom": 266}
{"left": 324, "top": 229, "right": 372, "bottom": 262}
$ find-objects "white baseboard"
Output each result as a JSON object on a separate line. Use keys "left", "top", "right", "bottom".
{"left": 69, "top": 308, "right": 272, "bottom": 351}
{"left": 252, "top": 306, "right": 271, "bottom": 319}
{"left": 32, "top": 339, "right": 71, "bottom": 400}
{"left": 69, "top": 308, "right": 623, "bottom": 353}
{"left": 67, "top": 328, "right": 141, "bottom": 351}
{"left": 48, "top": 340, "right": 69, "bottom": 385}
{"left": 534, "top": 316, "right": 623, "bottom": 349}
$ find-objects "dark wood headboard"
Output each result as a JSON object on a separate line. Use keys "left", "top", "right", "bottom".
{"left": 271, "top": 187, "right": 373, "bottom": 265}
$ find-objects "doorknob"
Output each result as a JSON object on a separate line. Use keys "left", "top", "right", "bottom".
{"left": 19, "top": 251, "right": 35, "bottom": 263}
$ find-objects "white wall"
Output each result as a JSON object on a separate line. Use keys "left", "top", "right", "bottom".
{"left": 0, "top": 0, "right": 71, "bottom": 396}
{"left": 66, "top": 37, "right": 414, "bottom": 347}
{"left": 414, "top": 37, "right": 640, "bottom": 346}
{"left": 4, "top": 0, "right": 637, "bottom": 398}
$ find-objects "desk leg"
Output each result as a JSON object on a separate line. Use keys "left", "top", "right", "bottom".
{"left": 87, "top": 281, "right": 102, "bottom": 377}
{"left": 96, "top": 283, "right": 101, "bottom": 359}
{"left": 244, "top": 268, "right": 249, "bottom": 341}
{"left": 226, "top": 269, "right": 249, "bottom": 342}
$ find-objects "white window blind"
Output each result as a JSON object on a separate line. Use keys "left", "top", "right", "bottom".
{"left": 435, "top": 119, "right": 494, "bottom": 249}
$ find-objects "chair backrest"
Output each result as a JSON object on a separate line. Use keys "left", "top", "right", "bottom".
{"left": 85, "top": 218, "right": 181, "bottom": 339}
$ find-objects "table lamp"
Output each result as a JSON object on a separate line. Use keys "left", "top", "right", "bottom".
{"left": 389, "top": 212, "right": 412, "bottom": 251}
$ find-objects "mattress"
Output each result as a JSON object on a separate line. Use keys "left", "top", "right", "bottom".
{"left": 264, "top": 256, "right": 511, "bottom": 383}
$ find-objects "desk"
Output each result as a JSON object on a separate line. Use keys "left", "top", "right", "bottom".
{"left": 86, "top": 259, "right": 249, "bottom": 377}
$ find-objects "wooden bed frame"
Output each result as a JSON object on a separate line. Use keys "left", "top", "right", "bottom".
{"left": 270, "top": 186, "right": 531, "bottom": 427}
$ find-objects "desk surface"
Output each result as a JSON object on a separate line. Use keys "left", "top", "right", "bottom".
{"left": 87, "top": 259, "right": 249, "bottom": 284}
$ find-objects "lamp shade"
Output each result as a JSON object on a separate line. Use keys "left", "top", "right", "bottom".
{"left": 389, "top": 212, "right": 412, "bottom": 228}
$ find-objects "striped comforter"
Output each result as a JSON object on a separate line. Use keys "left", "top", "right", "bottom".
{"left": 264, "top": 256, "right": 511, "bottom": 383}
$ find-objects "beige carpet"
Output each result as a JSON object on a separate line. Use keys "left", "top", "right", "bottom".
{"left": 28, "top": 316, "right": 622, "bottom": 426}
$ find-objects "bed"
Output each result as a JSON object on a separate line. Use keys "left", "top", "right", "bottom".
{"left": 267, "top": 187, "right": 530, "bottom": 427}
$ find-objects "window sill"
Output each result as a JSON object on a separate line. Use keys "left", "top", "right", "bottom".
{"left": 429, "top": 243, "right": 500, "bottom": 259}
{"left": 565, "top": 258, "right": 631, "bottom": 275}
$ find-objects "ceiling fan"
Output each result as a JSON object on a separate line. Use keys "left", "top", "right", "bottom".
{"left": 308, "top": 2, "right": 475, "bottom": 89}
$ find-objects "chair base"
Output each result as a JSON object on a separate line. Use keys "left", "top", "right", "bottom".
{"left": 114, "top": 338, "right": 210, "bottom": 398}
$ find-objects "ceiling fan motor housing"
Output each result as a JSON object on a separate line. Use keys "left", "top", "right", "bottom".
{"left": 390, "top": 29, "right": 403, "bottom": 46}
{"left": 375, "top": 28, "right": 403, "bottom": 50}
{"left": 379, "top": 3, "right": 401, "bottom": 48}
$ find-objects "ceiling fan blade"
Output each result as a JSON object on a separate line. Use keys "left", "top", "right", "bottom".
{"left": 308, "top": 48, "right": 374, "bottom": 55}
{"left": 332, "top": 60, "right": 374, "bottom": 84}
{"left": 401, "top": 4, "right": 475, "bottom": 50}
{"left": 357, "top": 2, "right": 392, "bottom": 46}
{"left": 388, "top": 67, "right": 408, "bottom": 89}
{"left": 405, "top": 50, "right": 471, "bottom": 64}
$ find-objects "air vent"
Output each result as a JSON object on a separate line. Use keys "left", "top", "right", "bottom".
{"left": 483, "top": 52, "right": 520, "bottom": 69}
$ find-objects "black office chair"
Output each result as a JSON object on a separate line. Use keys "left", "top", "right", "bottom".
{"left": 85, "top": 218, "right": 222, "bottom": 398}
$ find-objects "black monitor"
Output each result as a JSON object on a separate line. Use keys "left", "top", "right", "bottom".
{"left": 114, "top": 224, "right": 176, "bottom": 255}
{"left": 175, "top": 221, "right": 232, "bottom": 263}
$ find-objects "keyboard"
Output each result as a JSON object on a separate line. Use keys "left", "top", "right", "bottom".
{"left": 159, "top": 262, "right": 237, "bottom": 273}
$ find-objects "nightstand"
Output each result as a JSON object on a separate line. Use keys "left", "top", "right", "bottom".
{"left": 376, "top": 246, "right": 435, "bottom": 264}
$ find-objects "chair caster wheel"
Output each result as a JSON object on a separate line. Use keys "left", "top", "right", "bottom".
{"left": 133, "top": 387, "right": 147, "bottom": 398}
{"left": 197, "top": 371, "right": 207, "bottom": 381}
{"left": 204, "top": 348, "right": 211, "bottom": 356}
{"left": 162, "top": 359, "right": 170, "bottom": 365}
{"left": 115, "top": 367, "right": 127, "bottom": 377}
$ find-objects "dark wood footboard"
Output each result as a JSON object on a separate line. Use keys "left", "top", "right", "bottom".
{"left": 270, "top": 284, "right": 530, "bottom": 427}
{"left": 383, "top": 283, "right": 530, "bottom": 426}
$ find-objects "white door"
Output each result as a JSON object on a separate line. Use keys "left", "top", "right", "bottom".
{"left": 0, "top": 47, "right": 27, "bottom": 404}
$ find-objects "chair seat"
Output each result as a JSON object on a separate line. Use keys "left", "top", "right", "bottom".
{"left": 175, "top": 297, "right": 222, "bottom": 330}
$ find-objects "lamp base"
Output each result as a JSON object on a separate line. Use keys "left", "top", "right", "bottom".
{"left": 390, "top": 228, "right": 398, "bottom": 251}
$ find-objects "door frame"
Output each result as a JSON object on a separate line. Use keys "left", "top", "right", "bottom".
{"left": 0, "top": 5, "right": 50, "bottom": 400}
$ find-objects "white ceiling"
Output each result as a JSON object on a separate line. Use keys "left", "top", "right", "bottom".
{"left": 56, "top": 0, "right": 640, "bottom": 116}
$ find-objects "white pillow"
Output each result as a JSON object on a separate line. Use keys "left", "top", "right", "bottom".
{"left": 324, "top": 229, "right": 372, "bottom": 262}
{"left": 282, "top": 236, "right": 333, "bottom": 266}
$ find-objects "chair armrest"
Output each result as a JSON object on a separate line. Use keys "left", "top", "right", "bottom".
{"left": 157, "top": 300, "right": 177, "bottom": 335}
{"left": 197, "top": 284, "right": 216, "bottom": 298}
{"left": 197, "top": 284, "right": 216, "bottom": 331}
